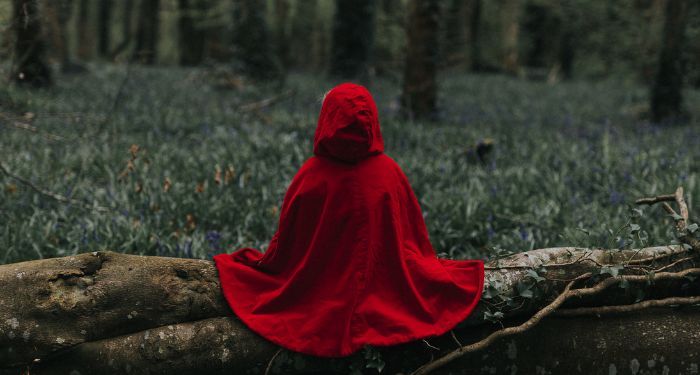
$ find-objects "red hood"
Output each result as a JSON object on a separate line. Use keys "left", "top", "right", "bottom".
{"left": 313, "top": 83, "right": 384, "bottom": 162}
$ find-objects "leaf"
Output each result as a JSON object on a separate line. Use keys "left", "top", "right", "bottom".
{"left": 484, "top": 310, "right": 504, "bottom": 322}
{"left": 629, "top": 224, "right": 641, "bottom": 234}
{"left": 525, "top": 269, "right": 545, "bottom": 282}
{"left": 687, "top": 223, "right": 699, "bottom": 233}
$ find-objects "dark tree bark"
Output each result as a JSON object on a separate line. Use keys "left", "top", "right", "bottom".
{"left": 76, "top": 0, "right": 93, "bottom": 60}
{"left": 522, "top": 2, "right": 562, "bottom": 69}
{"left": 500, "top": 0, "right": 521, "bottom": 75}
{"left": 329, "top": 0, "right": 376, "bottom": 79}
{"left": 401, "top": 0, "right": 439, "bottom": 120}
{"left": 443, "top": 0, "right": 481, "bottom": 70}
{"left": 98, "top": 0, "right": 113, "bottom": 59}
{"left": 44, "top": 0, "right": 73, "bottom": 67}
{"left": 289, "top": 0, "right": 319, "bottom": 70}
{"left": 178, "top": 0, "right": 209, "bottom": 66}
{"left": 273, "top": 0, "right": 290, "bottom": 70}
{"left": 558, "top": 29, "right": 575, "bottom": 80}
{"left": 11, "top": 0, "right": 52, "bottom": 87}
{"left": 111, "top": 0, "right": 134, "bottom": 58}
{"left": 232, "top": 0, "right": 282, "bottom": 81}
{"left": 651, "top": 0, "right": 690, "bottom": 123}
{"left": 133, "top": 0, "right": 160, "bottom": 64}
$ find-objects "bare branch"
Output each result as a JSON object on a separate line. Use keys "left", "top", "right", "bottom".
{"left": 553, "top": 296, "right": 700, "bottom": 317}
{"left": 0, "top": 162, "right": 111, "bottom": 212}
{"left": 635, "top": 194, "right": 675, "bottom": 205}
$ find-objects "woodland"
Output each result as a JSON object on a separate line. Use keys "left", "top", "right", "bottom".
{"left": 2, "top": 0, "right": 700, "bottom": 374}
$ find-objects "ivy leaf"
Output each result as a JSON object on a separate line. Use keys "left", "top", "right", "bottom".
{"left": 519, "top": 288, "right": 534, "bottom": 298}
{"left": 629, "top": 224, "right": 641, "bottom": 234}
{"left": 525, "top": 269, "right": 545, "bottom": 282}
{"left": 647, "top": 271, "right": 655, "bottom": 285}
{"left": 484, "top": 310, "right": 504, "bottom": 322}
{"left": 671, "top": 213, "right": 683, "bottom": 221}
{"left": 600, "top": 265, "right": 621, "bottom": 277}
{"left": 687, "top": 223, "right": 699, "bottom": 233}
{"left": 517, "top": 281, "right": 534, "bottom": 298}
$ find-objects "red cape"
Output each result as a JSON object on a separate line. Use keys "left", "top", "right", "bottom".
{"left": 213, "top": 83, "right": 484, "bottom": 357}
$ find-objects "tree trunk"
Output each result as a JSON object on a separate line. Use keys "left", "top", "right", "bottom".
{"left": 76, "top": 0, "right": 93, "bottom": 60}
{"left": 133, "top": 0, "right": 160, "bottom": 64}
{"left": 329, "top": 0, "right": 376, "bottom": 79}
{"left": 97, "top": 0, "right": 113, "bottom": 59}
{"left": 273, "top": 0, "right": 290, "bottom": 70}
{"left": 111, "top": 0, "right": 134, "bottom": 58}
{"left": 2, "top": 243, "right": 697, "bottom": 374}
{"left": 401, "top": 0, "right": 439, "bottom": 120}
{"left": 289, "top": 0, "right": 319, "bottom": 70}
{"left": 44, "top": 0, "right": 71, "bottom": 67}
{"left": 11, "top": 0, "right": 52, "bottom": 87}
{"left": 178, "top": 0, "right": 209, "bottom": 66}
{"left": 231, "top": 0, "right": 282, "bottom": 81}
{"left": 650, "top": 0, "right": 690, "bottom": 123}
{"left": 500, "top": 0, "right": 521, "bottom": 75}
{"left": 443, "top": 0, "right": 480, "bottom": 70}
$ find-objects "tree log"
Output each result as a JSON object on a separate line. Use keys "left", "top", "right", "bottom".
{"left": 1, "top": 243, "right": 698, "bottom": 374}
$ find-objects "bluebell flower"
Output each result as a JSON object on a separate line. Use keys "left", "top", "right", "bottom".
{"left": 609, "top": 190, "right": 624, "bottom": 205}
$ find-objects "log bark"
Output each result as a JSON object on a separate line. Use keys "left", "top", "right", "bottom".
{"left": 1, "top": 242, "right": 698, "bottom": 374}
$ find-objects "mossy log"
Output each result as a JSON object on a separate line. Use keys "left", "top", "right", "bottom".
{"left": 1, "top": 244, "right": 699, "bottom": 374}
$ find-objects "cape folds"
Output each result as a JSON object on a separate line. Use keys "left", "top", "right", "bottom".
{"left": 213, "top": 83, "right": 484, "bottom": 357}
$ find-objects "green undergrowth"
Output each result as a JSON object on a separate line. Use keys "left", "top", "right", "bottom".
{"left": 1, "top": 64, "right": 699, "bottom": 264}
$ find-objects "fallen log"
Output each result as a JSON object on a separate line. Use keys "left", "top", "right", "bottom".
{"left": 0, "top": 189, "right": 698, "bottom": 374}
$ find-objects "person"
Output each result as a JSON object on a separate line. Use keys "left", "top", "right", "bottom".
{"left": 213, "top": 83, "right": 484, "bottom": 357}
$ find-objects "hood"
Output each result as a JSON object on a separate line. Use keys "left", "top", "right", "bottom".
{"left": 313, "top": 83, "right": 384, "bottom": 162}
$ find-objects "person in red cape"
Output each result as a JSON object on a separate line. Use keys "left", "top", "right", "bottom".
{"left": 213, "top": 82, "right": 484, "bottom": 357}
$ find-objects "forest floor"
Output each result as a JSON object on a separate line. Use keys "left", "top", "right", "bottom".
{"left": 1, "top": 64, "right": 700, "bottom": 265}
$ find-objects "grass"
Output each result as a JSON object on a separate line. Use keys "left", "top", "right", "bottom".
{"left": 1, "top": 64, "right": 699, "bottom": 265}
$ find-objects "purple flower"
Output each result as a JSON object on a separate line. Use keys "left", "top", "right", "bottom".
{"left": 609, "top": 190, "right": 624, "bottom": 205}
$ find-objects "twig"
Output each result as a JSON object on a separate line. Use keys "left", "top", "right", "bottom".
{"left": 635, "top": 194, "right": 675, "bottom": 205}
{"left": 0, "top": 162, "right": 111, "bottom": 213}
{"left": 675, "top": 186, "right": 689, "bottom": 231}
{"left": 0, "top": 113, "right": 65, "bottom": 141}
{"left": 239, "top": 90, "right": 295, "bottom": 112}
{"left": 449, "top": 330, "right": 462, "bottom": 348}
{"left": 554, "top": 296, "right": 700, "bottom": 317}
{"left": 410, "top": 268, "right": 700, "bottom": 375}
{"left": 264, "top": 348, "right": 283, "bottom": 375}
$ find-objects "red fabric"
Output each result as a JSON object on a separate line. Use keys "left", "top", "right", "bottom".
{"left": 213, "top": 83, "right": 484, "bottom": 357}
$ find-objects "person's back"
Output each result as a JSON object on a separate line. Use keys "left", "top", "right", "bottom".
{"left": 214, "top": 83, "right": 484, "bottom": 357}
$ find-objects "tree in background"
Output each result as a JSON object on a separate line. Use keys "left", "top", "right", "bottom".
{"left": 289, "top": 0, "right": 320, "bottom": 70}
{"left": 500, "top": 0, "right": 521, "bottom": 75}
{"left": 112, "top": 0, "right": 134, "bottom": 58}
{"left": 443, "top": 0, "right": 481, "bottom": 70}
{"left": 273, "top": 0, "right": 290, "bottom": 69}
{"left": 329, "top": 0, "right": 376, "bottom": 79}
{"left": 401, "top": 0, "right": 439, "bottom": 120}
{"left": 373, "top": 0, "right": 406, "bottom": 76}
{"left": 651, "top": 0, "right": 690, "bottom": 123}
{"left": 98, "top": 0, "right": 113, "bottom": 59}
{"left": 133, "top": 0, "right": 160, "bottom": 64}
{"left": 11, "top": 0, "right": 52, "bottom": 87}
{"left": 77, "top": 0, "right": 94, "bottom": 60}
{"left": 178, "top": 0, "right": 210, "bottom": 66}
{"left": 44, "top": 0, "right": 75, "bottom": 71}
{"left": 232, "top": 0, "right": 282, "bottom": 81}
